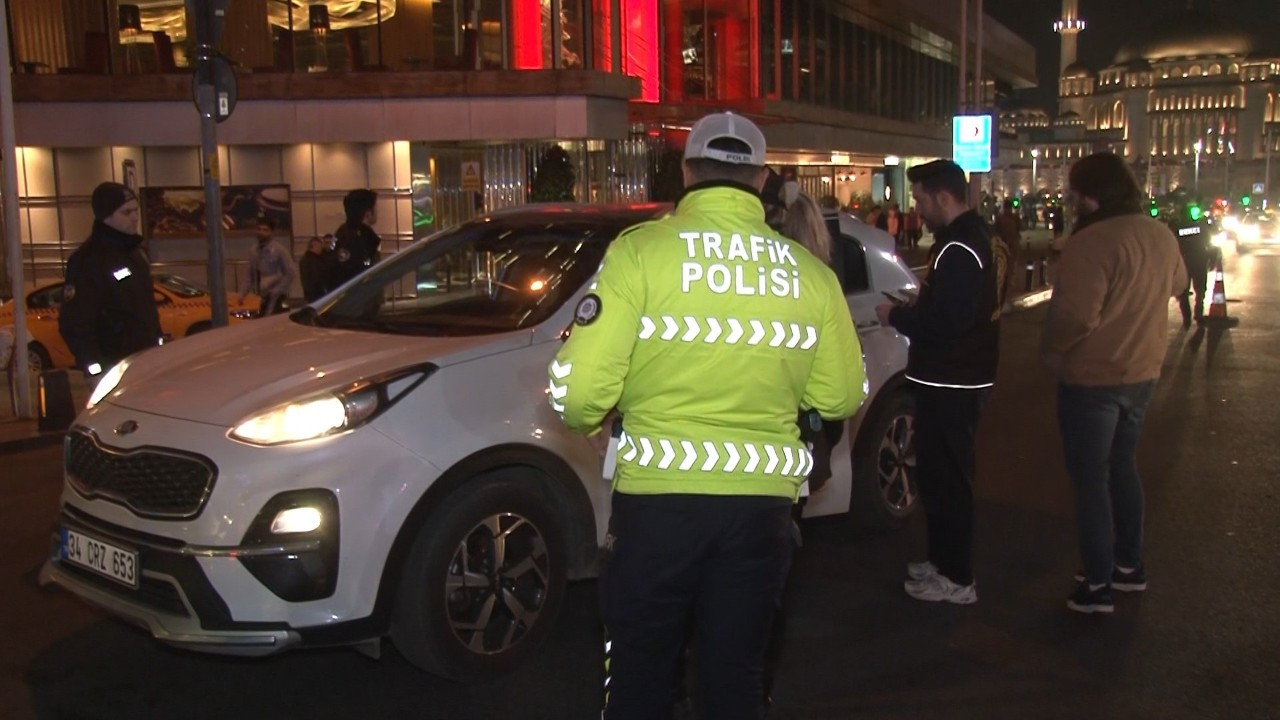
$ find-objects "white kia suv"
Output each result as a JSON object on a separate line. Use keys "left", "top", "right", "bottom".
{"left": 40, "top": 204, "right": 917, "bottom": 680}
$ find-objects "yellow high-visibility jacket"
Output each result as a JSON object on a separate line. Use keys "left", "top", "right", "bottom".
{"left": 548, "top": 183, "right": 866, "bottom": 499}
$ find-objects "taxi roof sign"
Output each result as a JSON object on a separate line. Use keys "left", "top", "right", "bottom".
{"left": 953, "top": 115, "right": 992, "bottom": 173}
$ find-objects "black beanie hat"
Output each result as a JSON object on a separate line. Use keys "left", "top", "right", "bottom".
{"left": 92, "top": 182, "right": 136, "bottom": 221}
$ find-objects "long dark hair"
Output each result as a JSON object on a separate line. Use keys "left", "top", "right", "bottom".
{"left": 1069, "top": 153, "right": 1142, "bottom": 215}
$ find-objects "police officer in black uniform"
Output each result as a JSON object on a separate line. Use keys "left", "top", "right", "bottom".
{"left": 329, "top": 189, "right": 382, "bottom": 288}
{"left": 58, "top": 182, "right": 162, "bottom": 380}
{"left": 1168, "top": 201, "right": 1211, "bottom": 327}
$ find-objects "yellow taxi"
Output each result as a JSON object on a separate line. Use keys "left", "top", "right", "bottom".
{"left": 0, "top": 273, "right": 260, "bottom": 372}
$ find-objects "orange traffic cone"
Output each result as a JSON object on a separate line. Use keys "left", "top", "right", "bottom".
{"left": 1200, "top": 261, "right": 1239, "bottom": 329}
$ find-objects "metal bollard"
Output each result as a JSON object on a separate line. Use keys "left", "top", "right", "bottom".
{"left": 1039, "top": 256, "right": 1049, "bottom": 286}
{"left": 1024, "top": 261, "right": 1035, "bottom": 292}
{"left": 37, "top": 369, "right": 75, "bottom": 432}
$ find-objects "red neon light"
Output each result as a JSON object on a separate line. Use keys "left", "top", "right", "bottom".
{"left": 622, "top": 0, "right": 658, "bottom": 103}
{"left": 512, "top": 0, "right": 542, "bottom": 69}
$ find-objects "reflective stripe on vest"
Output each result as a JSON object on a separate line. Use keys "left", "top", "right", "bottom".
{"left": 638, "top": 315, "right": 818, "bottom": 349}
{"left": 618, "top": 431, "right": 813, "bottom": 477}
{"left": 548, "top": 359, "right": 572, "bottom": 414}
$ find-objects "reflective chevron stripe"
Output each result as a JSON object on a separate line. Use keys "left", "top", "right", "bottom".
{"left": 613, "top": 434, "right": 813, "bottom": 477}
{"left": 547, "top": 359, "right": 572, "bottom": 414}
{"left": 638, "top": 316, "right": 818, "bottom": 349}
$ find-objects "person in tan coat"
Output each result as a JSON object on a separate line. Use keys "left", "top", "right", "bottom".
{"left": 1043, "top": 152, "right": 1187, "bottom": 615}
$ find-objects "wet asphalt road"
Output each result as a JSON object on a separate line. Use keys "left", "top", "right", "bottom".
{"left": 1, "top": 249, "right": 1278, "bottom": 720}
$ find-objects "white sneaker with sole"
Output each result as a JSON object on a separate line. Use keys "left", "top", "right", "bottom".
{"left": 907, "top": 560, "right": 939, "bottom": 581}
{"left": 904, "top": 573, "right": 977, "bottom": 604}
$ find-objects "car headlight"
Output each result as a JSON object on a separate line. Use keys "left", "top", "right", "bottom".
{"left": 229, "top": 364, "right": 435, "bottom": 446}
{"left": 1239, "top": 225, "right": 1260, "bottom": 242}
{"left": 87, "top": 360, "right": 129, "bottom": 409}
{"left": 231, "top": 308, "right": 256, "bottom": 319}
{"left": 1210, "top": 232, "right": 1227, "bottom": 247}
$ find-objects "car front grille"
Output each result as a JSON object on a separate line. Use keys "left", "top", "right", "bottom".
{"left": 66, "top": 430, "right": 217, "bottom": 519}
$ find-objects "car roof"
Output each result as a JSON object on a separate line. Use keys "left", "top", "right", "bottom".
{"left": 483, "top": 202, "right": 673, "bottom": 227}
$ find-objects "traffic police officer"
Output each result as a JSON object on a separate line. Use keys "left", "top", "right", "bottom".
{"left": 58, "top": 182, "right": 162, "bottom": 380}
{"left": 1168, "top": 201, "right": 1211, "bottom": 327}
{"left": 330, "top": 189, "right": 382, "bottom": 288}
{"left": 548, "top": 112, "right": 866, "bottom": 719}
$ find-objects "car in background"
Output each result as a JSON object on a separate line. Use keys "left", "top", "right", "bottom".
{"left": 38, "top": 204, "right": 918, "bottom": 681}
{"left": 1216, "top": 211, "right": 1278, "bottom": 254}
{"left": 0, "top": 273, "right": 259, "bottom": 372}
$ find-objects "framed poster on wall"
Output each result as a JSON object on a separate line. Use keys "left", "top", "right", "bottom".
{"left": 141, "top": 184, "right": 292, "bottom": 238}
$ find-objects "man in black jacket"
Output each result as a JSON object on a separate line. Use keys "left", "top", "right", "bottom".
{"left": 875, "top": 160, "right": 1000, "bottom": 605}
{"left": 299, "top": 235, "right": 336, "bottom": 302}
{"left": 58, "top": 182, "right": 162, "bottom": 380}
{"left": 330, "top": 189, "right": 382, "bottom": 288}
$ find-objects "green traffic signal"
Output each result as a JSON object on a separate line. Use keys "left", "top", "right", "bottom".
{"left": 1241, "top": 195, "right": 1251, "bottom": 207}
{"left": 1150, "top": 207, "right": 1159, "bottom": 217}
{"left": 1188, "top": 204, "right": 1202, "bottom": 221}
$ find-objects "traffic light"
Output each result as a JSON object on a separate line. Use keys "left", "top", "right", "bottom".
{"left": 1149, "top": 199, "right": 1159, "bottom": 217}
{"left": 1012, "top": 198, "right": 1020, "bottom": 208}
{"left": 1188, "top": 203, "right": 1202, "bottom": 221}
{"left": 1241, "top": 195, "right": 1251, "bottom": 207}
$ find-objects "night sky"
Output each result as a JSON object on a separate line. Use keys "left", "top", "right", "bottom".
{"left": 984, "top": 0, "right": 1280, "bottom": 113}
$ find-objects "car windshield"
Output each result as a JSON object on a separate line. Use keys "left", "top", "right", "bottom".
{"left": 154, "top": 274, "right": 209, "bottom": 299}
{"left": 305, "top": 216, "right": 628, "bottom": 337}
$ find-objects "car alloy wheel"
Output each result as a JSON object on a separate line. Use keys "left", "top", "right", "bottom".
{"left": 444, "top": 511, "right": 550, "bottom": 655}
{"left": 851, "top": 387, "right": 917, "bottom": 530}
{"left": 392, "top": 477, "right": 566, "bottom": 680}
{"left": 876, "top": 413, "right": 916, "bottom": 513}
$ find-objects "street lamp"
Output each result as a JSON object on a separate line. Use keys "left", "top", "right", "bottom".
{"left": 1030, "top": 148, "right": 1039, "bottom": 193}
{"left": 1194, "top": 140, "right": 1203, "bottom": 196}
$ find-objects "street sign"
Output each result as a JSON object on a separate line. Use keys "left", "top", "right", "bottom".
{"left": 953, "top": 115, "right": 992, "bottom": 173}
{"left": 190, "top": 54, "right": 237, "bottom": 123}
{"left": 185, "top": 0, "right": 230, "bottom": 47}
{"left": 461, "top": 161, "right": 482, "bottom": 192}
{"left": 1254, "top": 182, "right": 1265, "bottom": 194}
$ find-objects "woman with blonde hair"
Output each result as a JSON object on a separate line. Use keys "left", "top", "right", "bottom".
{"left": 781, "top": 184, "right": 831, "bottom": 264}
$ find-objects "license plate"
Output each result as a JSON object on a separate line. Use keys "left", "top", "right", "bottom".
{"left": 61, "top": 528, "right": 139, "bottom": 589}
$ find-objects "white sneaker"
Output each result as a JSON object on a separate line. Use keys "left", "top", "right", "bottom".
{"left": 904, "top": 573, "right": 977, "bottom": 604}
{"left": 906, "top": 560, "right": 938, "bottom": 581}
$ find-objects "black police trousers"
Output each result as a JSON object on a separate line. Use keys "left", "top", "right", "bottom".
{"left": 599, "top": 492, "right": 794, "bottom": 720}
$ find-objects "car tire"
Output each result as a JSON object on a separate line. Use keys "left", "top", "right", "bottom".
{"left": 28, "top": 342, "right": 53, "bottom": 373}
{"left": 850, "top": 387, "right": 917, "bottom": 531}
{"left": 391, "top": 474, "right": 567, "bottom": 681}
{"left": 185, "top": 321, "right": 212, "bottom": 337}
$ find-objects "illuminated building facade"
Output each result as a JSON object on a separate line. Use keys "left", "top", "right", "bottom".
{"left": 3, "top": 0, "right": 1034, "bottom": 285}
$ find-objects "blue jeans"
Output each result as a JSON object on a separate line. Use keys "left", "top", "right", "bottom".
{"left": 1056, "top": 381, "right": 1156, "bottom": 586}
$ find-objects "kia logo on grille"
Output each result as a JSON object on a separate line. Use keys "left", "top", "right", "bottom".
{"left": 114, "top": 420, "right": 139, "bottom": 436}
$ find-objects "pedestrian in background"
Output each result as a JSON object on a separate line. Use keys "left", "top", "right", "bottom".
{"left": 330, "top": 189, "right": 382, "bottom": 288}
{"left": 549, "top": 111, "right": 865, "bottom": 719}
{"left": 240, "top": 217, "right": 297, "bottom": 317}
{"left": 874, "top": 159, "right": 1000, "bottom": 605}
{"left": 905, "top": 205, "right": 922, "bottom": 249}
{"left": 1042, "top": 152, "right": 1186, "bottom": 614}
{"left": 58, "top": 182, "right": 162, "bottom": 381}
{"left": 994, "top": 199, "right": 1023, "bottom": 307}
{"left": 300, "top": 236, "right": 336, "bottom": 303}
{"left": 886, "top": 203, "right": 903, "bottom": 248}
